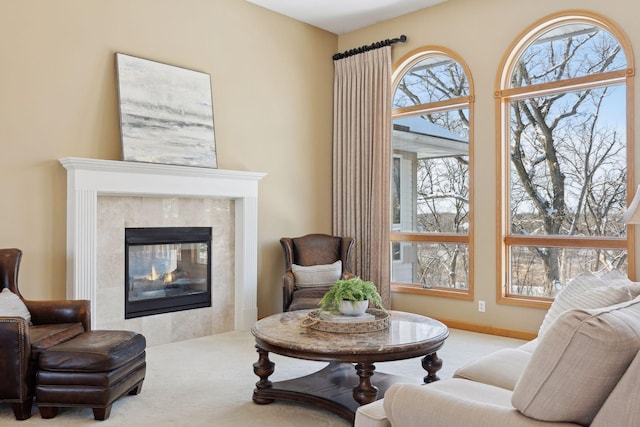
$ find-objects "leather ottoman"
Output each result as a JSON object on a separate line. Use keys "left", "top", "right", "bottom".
{"left": 35, "top": 330, "right": 146, "bottom": 420}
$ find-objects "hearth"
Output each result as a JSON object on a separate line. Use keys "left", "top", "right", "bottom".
{"left": 125, "top": 227, "right": 212, "bottom": 319}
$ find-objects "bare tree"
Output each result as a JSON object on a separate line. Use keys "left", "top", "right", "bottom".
{"left": 508, "top": 28, "right": 627, "bottom": 294}
{"left": 416, "top": 152, "right": 469, "bottom": 287}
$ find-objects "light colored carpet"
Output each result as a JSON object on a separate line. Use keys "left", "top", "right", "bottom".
{"left": 0, "top": 329, "right": 526, "bottom": 426}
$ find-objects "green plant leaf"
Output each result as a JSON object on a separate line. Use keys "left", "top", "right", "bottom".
{"left": 318, "top": 277, "right": 384, "bottom": 313}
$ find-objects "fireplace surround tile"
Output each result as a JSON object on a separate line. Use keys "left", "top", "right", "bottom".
{"left": 97, "top": 196, "right": 234, "bottom": 345}
{"left": 140, "top": 314, "right": 172, "bottom": 346}
{"left": 171, "top": 308, "right": 213, "bottom": 342}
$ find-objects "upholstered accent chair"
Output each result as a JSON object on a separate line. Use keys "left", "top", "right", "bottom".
{"left": 0, "top": 248, "right": 90, "bottom": 420}
{"left": 280, "top": 234, "right": 355, "bottom": 311}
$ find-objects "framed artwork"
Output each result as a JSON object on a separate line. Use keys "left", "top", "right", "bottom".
{"left": 115, "top": 53, "right": 217, "bottom": 168}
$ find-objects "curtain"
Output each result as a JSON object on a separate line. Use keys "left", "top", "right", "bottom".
{"left": 332, "top": 46, "right": 392, "bottom": 308}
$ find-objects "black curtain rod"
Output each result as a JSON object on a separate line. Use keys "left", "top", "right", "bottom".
{"left": 332, "top": 35, "right": 407, "bottom": 60}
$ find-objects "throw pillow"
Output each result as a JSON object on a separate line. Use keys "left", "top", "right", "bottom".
{"left": 600, "top": 269, "right": 632, "bottom": 285}
{"left": 600, "top": 269, "right": 640, "bottom": 299}
{"left": 0, "top": 288, "right": 32, "bottom": 324}
{"left": 292, "top": 260, "right": 342, "bottom": 288}
{"left": 512, "top": 296, "right": 640, "bottom": 425}
{"left": 537, "top": 271, "right": 635, "bottom": 337}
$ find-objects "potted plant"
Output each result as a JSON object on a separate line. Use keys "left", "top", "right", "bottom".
{"left": 319, "top": 277, "right": 384, "bottom": 315}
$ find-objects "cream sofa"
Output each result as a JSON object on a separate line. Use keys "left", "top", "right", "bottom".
{"left": 355, "top": 272, "right": 640, "bottom": 427}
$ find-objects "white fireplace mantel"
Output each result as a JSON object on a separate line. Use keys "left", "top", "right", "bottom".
{"left": 60, "top": 157, "right": 266, "bottom": 331}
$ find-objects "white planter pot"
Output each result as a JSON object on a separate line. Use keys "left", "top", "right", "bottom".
{"left": 339, "top": 299, "right": 369, "bottom": 316}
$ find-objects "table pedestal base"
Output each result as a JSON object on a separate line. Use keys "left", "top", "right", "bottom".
{"left": 253, "top": 361, "right": 414, "bottom": 423}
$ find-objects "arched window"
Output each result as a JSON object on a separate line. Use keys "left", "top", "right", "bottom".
{"left": 496, "top": 11, "right": 634, "bottom": 305}
{"left": 391, "top": 47, "right": 474, "bottom": 299}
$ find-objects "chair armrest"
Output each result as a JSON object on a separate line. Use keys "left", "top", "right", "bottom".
{"left": 24, "top": 299, "right": 91, "bottom": 332}
{"left": 282, "top": 271, "right": 295, "bottom": 311}
{"left": 0, "top": 317, "right": 32, "bottom": 400}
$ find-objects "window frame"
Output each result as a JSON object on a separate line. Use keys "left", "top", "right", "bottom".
{"left": 495, "top": 11, "right": 636, "bottom": 308}
{"left": 391, "top": 46, "right": 475, "bottom": 300}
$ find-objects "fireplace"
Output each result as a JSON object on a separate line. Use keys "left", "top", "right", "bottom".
{"left": 125, "top": 227, "right": 212, "bottom": 319}
{"left": 61, "top": 158, "right": 265, "bottom": 342}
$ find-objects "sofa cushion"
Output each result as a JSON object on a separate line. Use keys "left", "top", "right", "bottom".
{"left": 453, "top": 348, "right": 532, "bottom": 390}
{"left": 29, "top": 322, "right": 85, "bottom": 357}
{"left": 590, "top": 350, "right": 640, "bottom": 427}
{"left": 292, "top": 260, "right": 342, "bottom": 288}
{"left": 0, "top": 288, "right": 32, "bottom": 324}
{"left": 512, "top": 296, "right": 640, "bottom": 425}
{"left": 538, "top": 271, "right": 639, "bottom": 337}
{"left": 517, "top": 338, "right": 537, "bottom": 353}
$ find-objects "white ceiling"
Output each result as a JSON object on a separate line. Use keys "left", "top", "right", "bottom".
{"left": 245, "top": 0, "right": 448, "bottom": 35}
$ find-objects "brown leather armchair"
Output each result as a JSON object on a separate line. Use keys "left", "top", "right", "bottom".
{"left": 0, "top": 248, "right": 90, "bottom": 420}
{"left": 280, "top": 234, "right": 355, "bottom": 311}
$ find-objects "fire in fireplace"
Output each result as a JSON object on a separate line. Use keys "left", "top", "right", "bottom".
{"left": 125, "top": 227, "right": 212, "bottom": 319}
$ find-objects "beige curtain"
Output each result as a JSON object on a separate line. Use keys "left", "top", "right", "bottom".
{"left": 332, "top": 46, "right": 392, "bottom": 307}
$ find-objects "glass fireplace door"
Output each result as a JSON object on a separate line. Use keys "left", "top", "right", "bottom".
{"left": 125, "top": 227, "right": 211, "bottom": 318}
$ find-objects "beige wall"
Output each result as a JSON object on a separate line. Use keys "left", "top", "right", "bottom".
{"left": 0, "top": 1, "right": 336, "bottom": 317}
{"left": 3, "top": 0, "right": 638, "bottom": 335}
{"left": 340, "top": 0, "right": 640, "bottom": 334}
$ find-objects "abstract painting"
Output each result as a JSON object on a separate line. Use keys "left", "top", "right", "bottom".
{"left": 115, "top": 53, "right": 217, "bottom": 168}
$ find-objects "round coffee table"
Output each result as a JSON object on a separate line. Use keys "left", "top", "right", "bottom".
{"left": 251, "top": 309, "right": 449, "bottom": 423}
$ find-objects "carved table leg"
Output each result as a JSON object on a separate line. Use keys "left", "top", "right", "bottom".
{"left": 422, "top": 352, "right": 443, "bottom": 383}
{"left": 253, "top": 345, "right": 275, "bottom": 404}
{"left": 353, "top": 362, "right": 378, "bottom": 405}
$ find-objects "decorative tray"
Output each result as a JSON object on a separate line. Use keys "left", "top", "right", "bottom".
{"left": 300, "top": 308, "right": 389, "bottom": 333}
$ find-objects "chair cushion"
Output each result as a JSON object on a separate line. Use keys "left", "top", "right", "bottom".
{"left": 538, "top": 271, "right": 640, "bottom": 337}
{"left": 39, "top": 330, "right": 146, "bottom": 372}
{"left": 288, "top": 285, "right": 333, "bottom": 311}
{"left": 29, "top": 322, "right": 85, "bottom": 355}
{"left": 0, "top": 288, "right": 31, "bottom": 324}
{"left": 512, "top": 296, "right": 640, "bottom": 425}
{"left": 292, "top": 261, "right": 342, "bottom": 288}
